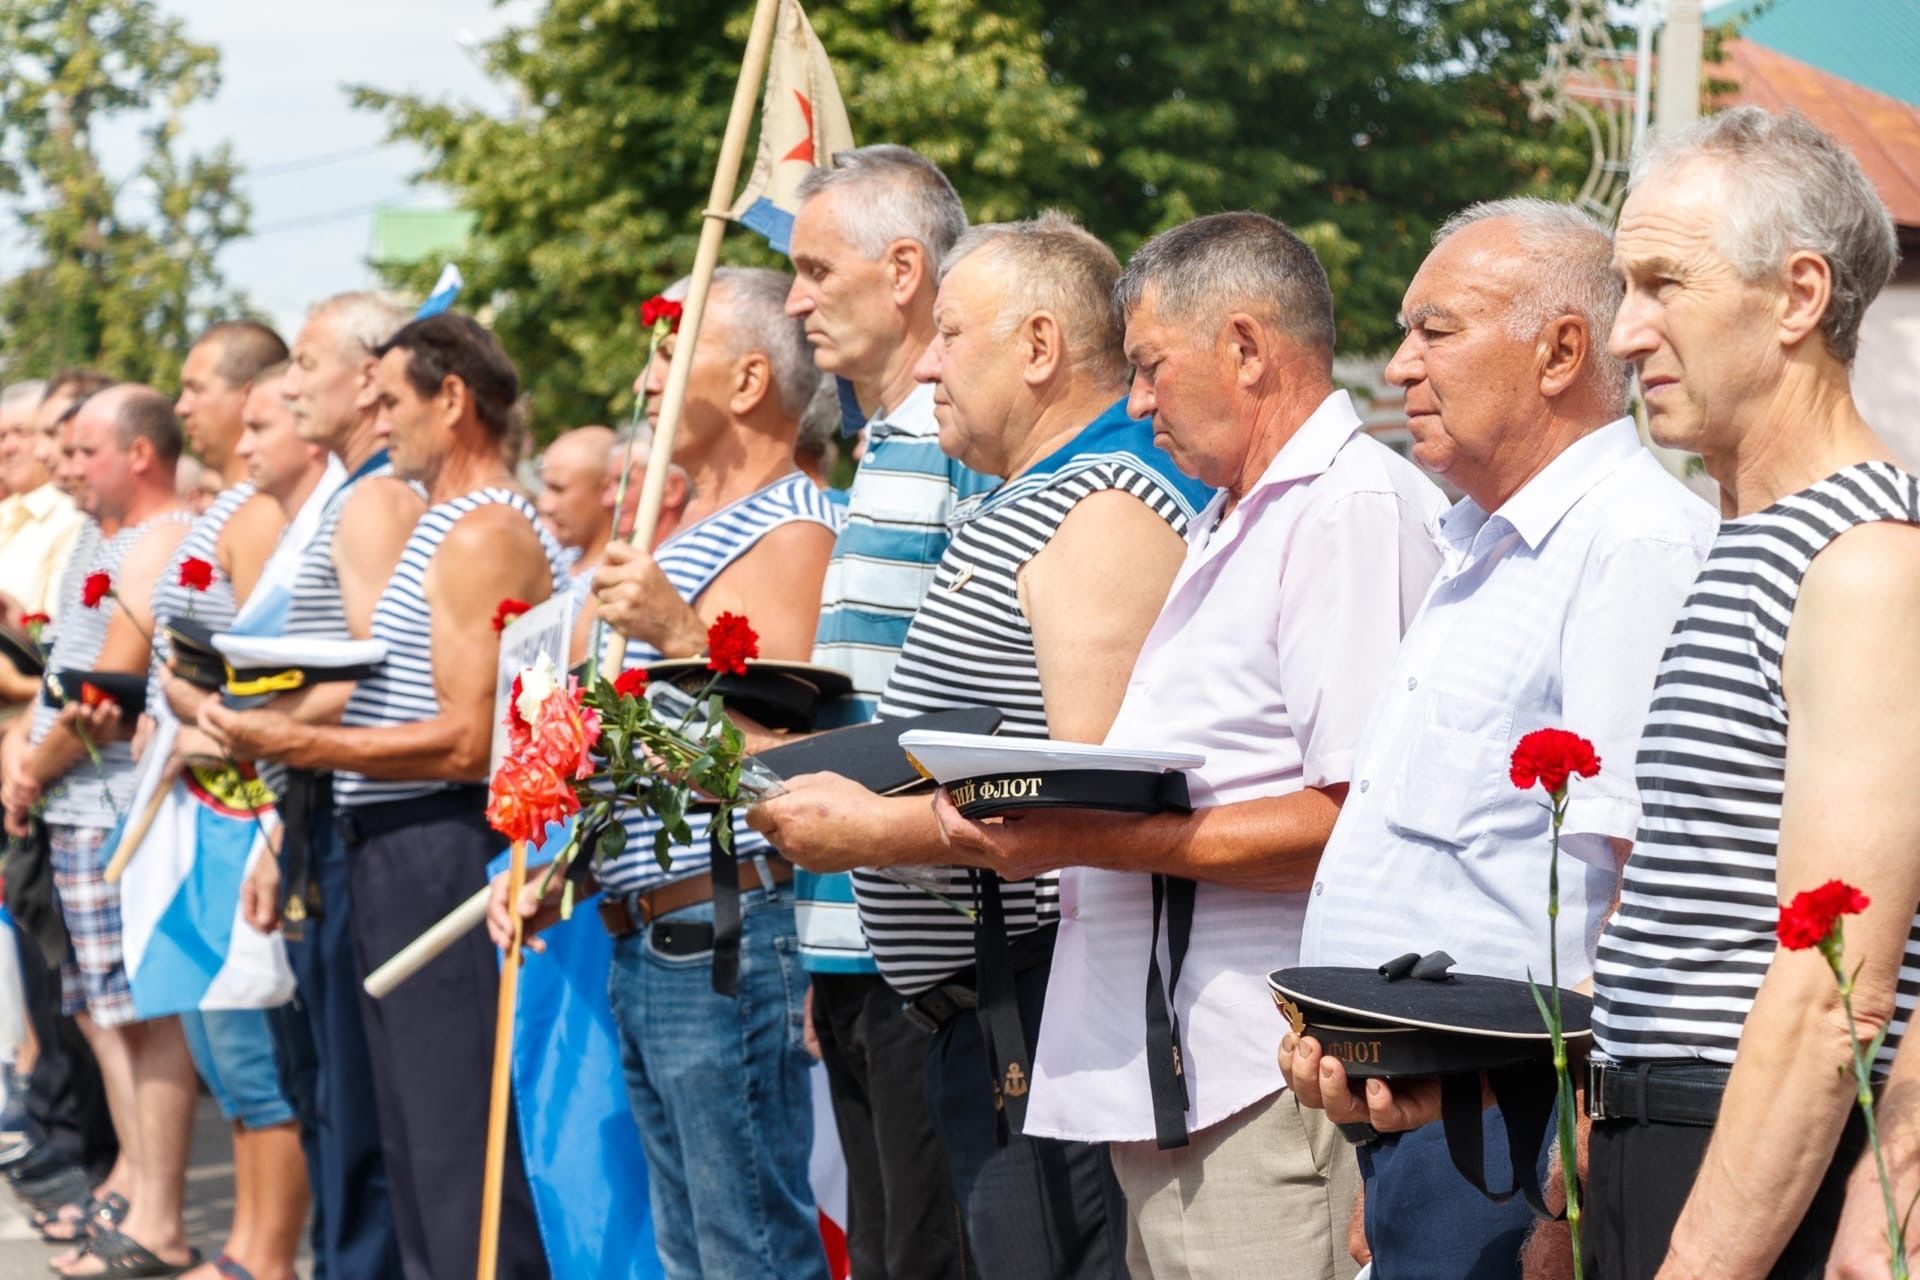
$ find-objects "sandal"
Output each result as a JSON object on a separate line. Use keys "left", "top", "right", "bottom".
{"left": 208, "top": 1256, "right": 256, "bottom": 1280}
{"left": 52, "top": 1225, "right": 199, "bottom": 1278}
{"left": 37, "top": 1193, "right": 128, "bottom": 1243}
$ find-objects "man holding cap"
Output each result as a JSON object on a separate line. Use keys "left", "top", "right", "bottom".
{"left": 1280, "top": 199, "right": 1713, "bottom": 1278}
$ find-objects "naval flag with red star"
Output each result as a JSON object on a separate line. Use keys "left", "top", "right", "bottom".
{"left": 729, "top": 0, "right": 855, "bottom": 253}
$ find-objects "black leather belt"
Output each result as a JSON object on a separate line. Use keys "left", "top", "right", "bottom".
{"left": 1587, "top": 1059, "right": 1730, "bottom": 1126}
{"left": 901, "top": 983, "right": 978, "bottom": 1034}
{"left": 334, "top": 784, "right": 487, "bottom": 846}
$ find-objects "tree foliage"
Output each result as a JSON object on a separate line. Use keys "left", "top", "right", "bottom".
{"left": 0, "top": 0, "right": 248, "bottom": 389}
{"left": 359, "top": 0, "right": 1594, "bottom": 434}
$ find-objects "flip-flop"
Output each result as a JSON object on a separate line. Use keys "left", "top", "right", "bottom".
{"left": 208, "top": 1255, "right": 256, "bottom": 1280}
{"left": 37, "top": 1193, "right": 128, "bottom": 1243}
{"left": 51, "top": 1226, "right": 199, "bottom": 1278}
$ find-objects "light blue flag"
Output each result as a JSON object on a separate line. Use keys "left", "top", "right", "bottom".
{"left": 416, "top": 263, "right": 464, "bottom": 319}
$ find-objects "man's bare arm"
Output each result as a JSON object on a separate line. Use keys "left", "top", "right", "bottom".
{"left": 335, "top": 477, "right": 424, "bottom": 639}
{"left": 216, "top": 493, "right": 287, "bottom": 606}
{"left": 696, "top": 520, "right": 835, "bottom": 660}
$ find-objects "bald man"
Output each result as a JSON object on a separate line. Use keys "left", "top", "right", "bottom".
{"left": 536, "top": 424, "right": 615, "bottom": 584}
{"left": 566, "top": 434, "right": 692, "bottom": 666}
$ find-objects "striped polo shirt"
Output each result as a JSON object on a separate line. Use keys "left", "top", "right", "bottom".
{"left": 1593, "top": 462, "right": 1920, "bottom": 1072}
{"left": 797, "top": 382, "right": 998, "bottom": 974}
{"left": 336, "top": 487, "right": 567, "bottom": 809}
{"left": 852, "top": 401, "right": 1215, "bottom": 995}
{"left": 600, "top": 471, "right": 843, "bottom": 895}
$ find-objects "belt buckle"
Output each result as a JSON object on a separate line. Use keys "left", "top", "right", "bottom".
{"left": 1587, "top": 1057, "right": 1607, "bottom": 1122}
{"left": 900, "top": 999, "right": 939, "bottom": 1036}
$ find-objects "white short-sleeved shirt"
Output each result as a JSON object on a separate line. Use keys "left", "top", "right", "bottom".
{"left": 1298, "top": 419, "right": 1717, "bottom": 986}
{"left": 1026, "top": 390, "right": 1447, "bottom": 1144}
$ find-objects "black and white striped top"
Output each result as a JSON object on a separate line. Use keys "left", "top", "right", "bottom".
{"left": 33, "top": 509, "right": 195, "bottom": 827}
{"left": 336, "top": 487, "right": 566, "bottom": 808}
{"left": 854, "top": 424, "right": 1210, "bottom": 996}
{"left": 282, "top": 458, "right": 397, "bottom": 643}
{"left": 148, "top": 483, "right": 253, "bottom": 713}
{"left": 600, "top": 472, "right": 843, "bottom": 894}
{"left": 1593, "top": 462, "right": 1920, "bottom": 1071}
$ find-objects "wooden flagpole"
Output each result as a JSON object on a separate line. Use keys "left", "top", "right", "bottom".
{"left": 478, "top": 3, "right": 783, "bottom": 1274}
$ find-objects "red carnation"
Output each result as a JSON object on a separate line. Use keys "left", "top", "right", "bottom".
{"left": 20, "top": 612, "right": 49, "bottom": 628}
{"left": 178, "top": 557, "right": 215, "bottom": 592}
{"left": 639, "top": 295, "right": 684, "bottom": 333}
{"left": 81, "top": 572, "right": 112, "bottom": 610}
{"left": 1778, "top": 879, "right": 1872, "bottom": 952}
{"left": 492, "top": 598, "right": 531, "bottom": 634}
{"left": 78, "top": 681, "right": 110, "bottom": 709}
{"left": 1509, "top": 728, "right": 1601, "bottom": 797}
{"left": 705, "top": 612, "right": 758, "bottom": 677}
{"left": 612, "top": 667, "right": 649, "bottom": 699}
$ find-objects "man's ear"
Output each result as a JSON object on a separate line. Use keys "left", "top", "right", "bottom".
{"left": 1223, "top": 312, "right": 1267, "bottom": 390}
{"left": 1777, "top": 249, "right": 1835, "bottom": 353}
{"left": 352, "top": 356, "right": 381, "bottom": 413}
{"left": 440, "top": 375, "right": 469, "bottom": 430}
{"left": 1020, "top": 311, "right": 1065, "bottom": 387}
{"left": 729, "top": 353, "right": 774, "bottom": 417}
{"left": 888, "top": 239, "right": 930, "bottom": 307}
{"left": 1537, "top": 314, "right": 1590, "bottom": 400}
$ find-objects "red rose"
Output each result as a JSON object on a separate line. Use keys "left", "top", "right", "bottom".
{"left": 81, "top": 572, "right": 112, "bottom": 610}
{"left": 78, "top": 681, "right": 110, "bottom": 709}
{"left": 613, "top": 667, "right": 649, "bottom": 699}
{"left": 1778, "top": 879, "right": 1872, "bottom": 952}
{"left": 492, "top": 598, "right": 532, "bottom": 634}
{"left": 1508, "top": 728, "right": 1601, "bottom": 797}
{"left": 531, "top": 686, "right": 601, "bottom": 782}
{"left": 19, "top": 612, "right": 49, "bottom": 628}
{"left": 639, "top": 295, "right": 684, "bottom": 333}
{"left": 178, "top": 557, "right": 215, "bottom": 592}
{"left": 705, "top": 612, "right": 759, "bottom": 677}
{"left": 485, "top": 756, "right": 581, "bottom": 845}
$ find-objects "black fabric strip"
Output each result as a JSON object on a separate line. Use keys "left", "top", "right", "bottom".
{"left": 972, "top": 871, "right": 1032, "bottom": 1142}
{"left": 709, "top": 825, "right": 740, "bottom": 997}
{"left": 1143, "top": 874, "right": 1197, "bottom": 1149}
{"left": 950, "top": 768, "right": 1192, "bottom": 821}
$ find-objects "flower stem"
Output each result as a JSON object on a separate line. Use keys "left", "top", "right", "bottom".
{"left": 585, "top": 329, "right": 663, "bottom": 687}
{"left": 1547, "top": 794, "right": 1584, "bottom": 1277}
{"left": 1830, "top": 935, "right": 1910, "bottom": 1279}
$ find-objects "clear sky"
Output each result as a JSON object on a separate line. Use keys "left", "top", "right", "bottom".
{"left": 13, "top": 0, "right": 537, "bottom": 341}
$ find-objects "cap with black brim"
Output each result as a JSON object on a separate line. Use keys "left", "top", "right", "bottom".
{"left": 643, "top": 658, "right": 854, "bottom": 733}
{"left": 746, "top": 705, "right": 1004, "bottom": 798}
{"left": 210, "top": 634, "right": 388, "bottom": 710}
{"left": 896, "top": 729, "right": 1204, "bottom": 819}
{"left": 163, "top": 618, "right": 228, "bottom": 691}
{"left": 0, "top": 621, "right": 46, "bottom": 679}
{"left": 42, "top": 670, "right": 147, "bottom": 717}
{"left": 1269, "top": 952, "right": 1590, "bottom": 1217}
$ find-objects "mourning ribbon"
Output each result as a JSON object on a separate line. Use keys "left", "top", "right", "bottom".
{"left": 1144, "top": 873, "right": 1198, "bottom": 1149}
{"left": 276, "top": 769, "right": 331, "bottom": 941}
{"left": 709, "top": 822, "right": 740, "bottom": 997}
{"left": 971, "top": 869, "right": 1032, "bottom": 1142}
{"left": 1440, "top": 1064, "right": 1560, "bottom": 1219}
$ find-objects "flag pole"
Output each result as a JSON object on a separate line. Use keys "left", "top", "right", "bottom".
{"left": 480, "top": 4, "right": 784, "bottom": 1273}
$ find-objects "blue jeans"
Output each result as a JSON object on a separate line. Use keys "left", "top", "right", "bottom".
{"left": 180, "top": 1008, "right": 297, "bottom": 1129}
{"left": 607, "top": 886, "right": 828, "bottom": 1280}
{"left": 1358, "top": 1103, "right": 1544, "bottom": 1280}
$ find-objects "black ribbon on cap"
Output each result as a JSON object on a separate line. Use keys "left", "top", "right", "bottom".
{"left": 1379, "top": 950, "right": 1460, "bottom": 983}
{"left": 1144, "top": 874, "right": 1198, "bottom": 1149}
{"left": 709, "top": 825, "right": 740, "bottom": 997}
{"left": 972, "top": 871, "right": 1032, "bottom": 1142}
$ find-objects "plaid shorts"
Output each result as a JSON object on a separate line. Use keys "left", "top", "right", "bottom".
{"left": 49, "top": 823, "right": 136, "bottom": 1027}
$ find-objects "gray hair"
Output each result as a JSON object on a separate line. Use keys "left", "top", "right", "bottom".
{"left": 794, "top": 377, "right": 842, "bottom": 460}
{"left": 795, "top": 144, "right": 968, "bottom": 271}
{"left": 1436, "top": 198, "right": 1630, "bottom": 409}
{"left": 706, "top": 268, "right": 823, "bottom": 420}
{"left": 308, "top": 290, "right": 411, "bottom": 359}
{"left": 1, "top": 380, "right": 46, "bottom": 419}
{"left": 942, "top": 211, "right": 1128, "bottom": 385}
{"left": 1631, "top": 106, "right": 1898, "bottom": 363}
{"left": 1114, "top": 212, "right": 1337, "bottom": 368}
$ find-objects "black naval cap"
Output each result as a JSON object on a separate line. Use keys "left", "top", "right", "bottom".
{"left": 0, "top": 619, "right": 45, "bottom": 679}
{"left": 643, "top": 658, "right": 853, "bottom": 733}
{"left": 1270, "top": 952, "right": 1591, "bottom": 1218}
{"left": 162, "top": 618, "right": 227, "bottom": 691}
{"left": 740, "top": 705, "right": 1004, "bottom": 799}
{"left": 43, "top": 669, "right": 148, "bottom": 717}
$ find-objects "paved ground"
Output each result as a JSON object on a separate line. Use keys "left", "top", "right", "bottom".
{"left": 0, "top": 1094, "right": 309, "bottom": 1279}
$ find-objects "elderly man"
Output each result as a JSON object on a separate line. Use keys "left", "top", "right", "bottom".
{"left": 750, "top": 210, "right": 1213, "bottom": 1279}
{"left": 779, "top": 143, "right": 995, "bottom": 1280}
{"left": 1276, "top": 200, "right": 1714, "bottom": 1279}
{"left": 567, "top": 432, "right": 689, "bottom": 665}
{"left": 931, "top": 212, "right": 1445, "bottom": 1279}
{"left": 0, "top": 379, "right": 82, "bottom": 626}
{"left": 535, "top": 423, "right": 614, "bottom": 580}
{"left": 1576, "top": 108, "right": 1920, "bottom": 1279}
{"left": 2, "top": 387, "right": 196, "bottom": 1277}
{"left": 495, "top": 266, "right": 841, "bottom": 1279}
{"left": 207, "top": 312, "right": 560, "bottom": 1280}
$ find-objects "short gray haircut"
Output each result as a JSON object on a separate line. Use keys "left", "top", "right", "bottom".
{"left": 1435, "top": 198, "right": 1629, "bottom": 409}
{"left": 705, "top": 268, "right": 823, "bottom": 420}
{"left": 941, "top": 211, "right": 1127, "bottom": 385}
{"left": 308, "top": 290, "right": 411, "bottom": 359}
{"left": 795, "top": 144, "right": 968, "bottom": 271}
{"left": 1114, "top": 212, "right": 1337, "bottom": 368}
{"left": 1632, "top": 106, "right": 1898, "bottom": 363}
{"left": 1, "top": 380, "right": 46, "bottom": 419}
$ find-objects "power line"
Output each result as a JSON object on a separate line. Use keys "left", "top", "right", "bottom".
{"left": 248, "top": 142, "right": 392, "bottom": 180}
{"left": 249, "top": 199, "right": 396, "bottom": 236}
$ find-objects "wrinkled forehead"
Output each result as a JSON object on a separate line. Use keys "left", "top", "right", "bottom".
{"left": 1614, "top": 159, "right": 1736, "bottom": 270}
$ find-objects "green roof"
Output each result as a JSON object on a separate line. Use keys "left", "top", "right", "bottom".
{"left": 1707, "top": 0, "right": 1920, "bottom": 109}
{"left": 371, "top": 207, "right": 477, "bottom": 267}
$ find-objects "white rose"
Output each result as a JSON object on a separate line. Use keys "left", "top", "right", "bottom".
{"left": 514, "top": 651, "right": 559, "bottom": 724}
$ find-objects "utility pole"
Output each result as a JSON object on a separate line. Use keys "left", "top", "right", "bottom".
{"left": 1655, "top": 0, "right": 1703, "bottom": 130}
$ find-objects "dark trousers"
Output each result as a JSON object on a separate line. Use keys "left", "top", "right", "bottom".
{"left": 341, "top": 800, "right": 548, "bottom": 1280}
{"left": 274, "top": 811, "right": 403, "bottom": 1280}
{"left": 925, "top": 955, "right": 1128, "bottom": 1280}
{"left": 813, "top": 972, "right": 969, "bottom": 1280}
{"left": 1359, "top": 1104, "right": 1542, "bottom": 1280}
{"left": 14, "top": 921, "right": 115, "bottom": 1178}
{"left": 1585, "top": 1109, "right": 1867, "bottom": 1279}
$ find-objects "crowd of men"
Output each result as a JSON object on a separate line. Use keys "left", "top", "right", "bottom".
{"left": 0, "top": 102, "right": 1911, "bottom": 1280}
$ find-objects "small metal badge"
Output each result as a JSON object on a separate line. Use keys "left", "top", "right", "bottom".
{"left": 944, "top": 563, "right": 975, "bottom": 592}
{"left": 1003, "top": 1063, "right": 1028, "bottom": 1097}
{"left": 1274, "top": 992, "right": 1306, "bottom": 1038}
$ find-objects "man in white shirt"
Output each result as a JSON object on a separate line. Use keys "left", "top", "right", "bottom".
{"left": 0, "top": 379, "right": 86, "bottom": 626}
{"left": 936, "top": 211, "right": 1445, "bottom": 1279}
{"left": 1282, "top": 200, "right": 1715, "bottom": 1278}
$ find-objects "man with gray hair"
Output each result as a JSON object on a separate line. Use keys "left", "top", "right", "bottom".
{"left": 780, "top": 143, "right": 993, "bottom": 1279}
{"left": 1574, "top": 107, "right": 1920, "bottom": 1278}
{"left": 1279, "top": 198, "right": 1714, "bottom": 1278}
{"left": 932, "top": 211, "right": 1443, "bottom": 1278}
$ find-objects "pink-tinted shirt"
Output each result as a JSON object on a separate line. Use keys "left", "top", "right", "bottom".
{"left": 1027, "top": 390, "right": 1446, "bottom": 1143}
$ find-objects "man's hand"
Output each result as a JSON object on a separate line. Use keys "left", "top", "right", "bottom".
{"left": 171, "top": 725, "right": 231, "bottom": 767}
{"left": 57, "top": 696, "right": 123, "bottom": 747}
{"left": 1280, "top": 1031, "right": 1445, "bottom": 1132}
{"left": 592, "top": 541, "right": 704, "bottom": 657}
{"left": 242, "top": 844, "right": 283, "bottom": 935}
{"left": 745, "top": 772, "right": 895, "bottom": 873}
{"left": 802, "top": 982, "right": 822, "bottom": 1061}
{"left": 199, "top": 700, "right": 307, "bottom": 764}
{"left": 486, "top": 863, "right": 564, "bottom": 954}
{"left": 931, "top": 791, "right": 1096, "bottom": 880}
{"left": 1, "top": 727, "right": 38, "bottom": 834}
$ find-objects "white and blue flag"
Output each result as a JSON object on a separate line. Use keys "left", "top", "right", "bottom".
{"left": 415, "top": 263, "right": 464, "bottom": 319}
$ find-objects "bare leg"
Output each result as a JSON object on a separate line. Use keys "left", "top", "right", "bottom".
{"left": 230, "top": 1123, "right": 307, "bottom": 1280}
{"left": 46, "top": 1014, "right": 138, "bottom": 1267}
{"left": 13, "top": 1016, "right": 39, "bottom": 1079}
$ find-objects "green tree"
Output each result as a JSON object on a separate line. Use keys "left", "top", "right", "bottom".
{"left": 0, "top": 0, "right": 248, "bottom": 388}
{"left": 359, "top": 0, "right": 1594, "bottom": 433}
